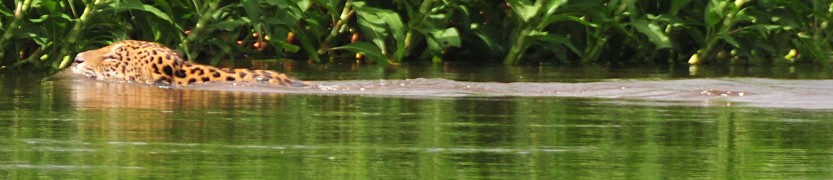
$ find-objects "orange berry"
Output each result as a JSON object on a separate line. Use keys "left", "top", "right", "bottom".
{"left": 286, "top": 32, "right": 295, "bottom": 43}
{"left": 237, "top": 40, "right": 244, "bottom": 46}
{"left": 253, "top": 41, "right": 263, "bottom": 49}
{"left": 351, "top": 33, "right": 360, "bottom": 43}
{"left": 252, "top": 32, "right": 259, "bottom": 38}
{"left": 184, "top": 30, "right": 192, "bottom": 36}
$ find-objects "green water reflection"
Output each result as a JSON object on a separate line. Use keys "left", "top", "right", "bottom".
{"left": 1, "top": 72, "right": 833, "bottom": 179}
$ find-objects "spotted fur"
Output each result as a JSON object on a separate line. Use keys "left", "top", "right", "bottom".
{"left": 70, "top": 40, "right": 308, "bottom": 87}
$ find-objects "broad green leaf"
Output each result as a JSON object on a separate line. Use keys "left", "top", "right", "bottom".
{"left": 528, "top": 31, "right": 581, "bottom": 55}
{"left": 424, "top": 11, "right": 451, "bottom": 29}
{"left": 312, "top": 0, "right": 339, "bottom": 13}
{"left": 295, "top": 0, "right": 313, "bottom": 12}
{"left": 681, "top": 27, "right": 706, "bottom": 47}
{"left": 0, "top": 3, "right": 11, "bottom": 16}
{"left": 209, "top": 20, "right": 246, "bottom": 31}
{"left": 429, "top": 28, "right": 461, "bottom": 47}
{"left": 273, "top": 40, "right": 300, "bottom": 53}
{"left": 353, "top": 2, "right": 407, "bottom": 59}
{"left": 470, "top": 23, "right": 506, "bottom": 55}
{"left": 291, "top": 28, "right": 321, "bottom": 62}
{"left": 793, "top": 37, "right": 827, "bottom": 65}
{"left": 332, "top": 42, "right": 388, "bottom": 64}
{"left": 544, "top": 14, "right": 598, "bottom": 28}
{"left": 35, "top": 0, "right": 59, "bottom": 13}
{"left": 206, "top": 38, "right": 235, "bottom": 65}
{"left": 542, "top": 0, "right": 567, "bottom": 17}
{"left": 107, "top": 1, "right": 175, "bottom": 24}
{"left": 704, "top": 0, "right": 727, "bottom": 29}
{"left": 425, "top": 28, "right": 461, "bottom": 55}
{"left": 355, "top": 10, "right": 389, "bottom": 55}
{"left": 646, "top": 14, "right": 682, "bottom": 24}
{"left": 632, "top": 19, "right": 671, "bottom": 49}
{"left": 241, "top": 0, "right": 262, "bottom": 29}
{"left": 733, "top": 8, "right": 756, "bottom": 24}
{"left": 722, "top": 34, "right": 741, "bottom": 48}
{"left": 377, "top": 11, "right": 405, "bottom": 43}
{"left": 506, "top": 0, "right": 539, "bottom": 22}
{"left": 152, "top": 0, "right": 174, "bottom": 17}
{"left": 750, "top": 39, "right": 774, "bottom": 53}
{"left": 24, "top": 28, "right": 51, "bottom": 47}
{"left": 263, "top": 0, "right": 290, "bottom": 8}
{"left": 670, "top": 0, "right": 694, "bottom": 15}
{"left": 369, "top": 8, "right": 405, "bottom": 59}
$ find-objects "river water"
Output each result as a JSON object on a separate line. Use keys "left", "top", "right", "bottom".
{"left": 1, "top": 63, "right": 832, "bottom": 179}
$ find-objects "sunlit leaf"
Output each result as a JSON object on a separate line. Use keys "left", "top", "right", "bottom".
{"left": 375, "top": 9, "right": 405, "bottom": 59}
{"left": 544, "top": 14, "right": 598, "bottom": 28}
{"left": 295, "top": 0, "right": 313, "bottom": 12}
{"left": 542, "top": 0, "right": 567, "bottom": 17}
{"left": 506, "top": 0, "right": 539, "bottom": 22}
{"left": 425, "top": 28, "right": 460, "bottom": 55}
{"left": 355, "top": 5, "right": 390, "bottom": 55}
{"left": 107, "top": 0, "right": 175, "bottom": 25}
{"left": 429, "top": 28, "right": 461, "bottom": 48}
{"left": 704, "top": 0, "right": 727, "bottom": 29}
{"left": 332, "top": 42, "right": 388, "bottom": 64}
{"left": 632, "top": 19, "right": 671, "bottom": 49}
{"left": 353, "top": 1, "right": 408, "bottom": 61}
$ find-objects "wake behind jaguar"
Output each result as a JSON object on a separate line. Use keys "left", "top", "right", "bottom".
{"left": 70, "top": 40, "right": 309, "bottom": 87}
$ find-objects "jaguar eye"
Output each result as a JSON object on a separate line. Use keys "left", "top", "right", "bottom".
{"left": 74, "top": 57, "right": 85, "bottom": 64}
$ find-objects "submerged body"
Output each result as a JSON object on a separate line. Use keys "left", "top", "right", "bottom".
{"left": 70, "top": 40, "right": 308, "bottom": 87}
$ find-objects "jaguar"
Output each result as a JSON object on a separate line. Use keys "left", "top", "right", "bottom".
{"left": 70, "top": 40, "right": 308, "bottom": 87}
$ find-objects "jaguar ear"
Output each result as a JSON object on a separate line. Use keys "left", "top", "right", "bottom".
{"left": 104, "top": 43, "right": 125, "bottom": 62}
{"left": 110, "top": 43, "right": 126, "bottom": 52}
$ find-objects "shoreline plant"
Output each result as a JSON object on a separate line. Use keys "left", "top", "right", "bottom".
{"left": 0, "top": 0, "right": 831, "bottom": 73}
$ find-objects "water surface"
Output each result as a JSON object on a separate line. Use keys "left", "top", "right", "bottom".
{"left": 1, "top": 64, "right": 833, "bottom": 179}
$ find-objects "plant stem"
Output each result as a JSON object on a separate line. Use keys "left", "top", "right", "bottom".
{"left": 11, "top": 48, "right": 44, "bottom": 68}
{"left": 317, "top": 0, "right": 354, "bottom": 55}
{"left": 0, "top": 0, "right": 33, "bottom": 61}
{"left": 404, "top": 0, "right": 435, "bottom": 53}
{"left": 698, "top": 5, "right": 739, "bottom": 64}
{"left": 56, "top": 0, "right": 106, "bottom": 70}
{"left": 503, "top": 0, "right": 548, "bottom": 65}
{"left": 503, "top": 28, "right": 531, "bottom": 65}
{"left": 583, "top": 35, "right": 607, "bottom": 63}
{"left": 182, "top": 3, "right": 219, "bottom": 60}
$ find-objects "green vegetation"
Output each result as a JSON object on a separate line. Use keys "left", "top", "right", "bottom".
{"left": 1, "top": 0, "right": 832, "bottom": 73}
